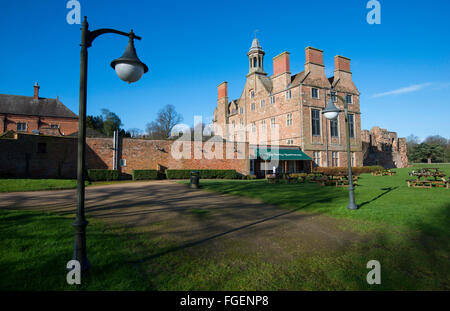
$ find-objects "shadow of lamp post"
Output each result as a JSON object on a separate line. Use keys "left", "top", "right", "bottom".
{"left": 322, "top": 88, "right": 358, "bottom": 210}
{"left": 73, "top": 16, "right": 148, "bottom": 271}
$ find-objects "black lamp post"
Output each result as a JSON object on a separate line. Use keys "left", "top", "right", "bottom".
{"left": 73, "top": 16, "right": 148, "bottom": 271}
{"left": 322, "top": 88, "right": 358, "bottom": 210}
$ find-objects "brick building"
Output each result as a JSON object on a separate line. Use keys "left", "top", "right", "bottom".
{"left": 213, "top": 38, "right": 363, "bottom": 173}
{"left": 0, "top": 83, "right": 78, "bottom": 136}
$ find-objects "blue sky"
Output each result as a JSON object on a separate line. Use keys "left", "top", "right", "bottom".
{"left": 0, "top": 0, "right": 449, "bottom": 141}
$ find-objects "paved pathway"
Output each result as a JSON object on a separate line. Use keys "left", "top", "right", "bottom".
{"left": 0, "top": 181, "right": 362, "bottom": 260}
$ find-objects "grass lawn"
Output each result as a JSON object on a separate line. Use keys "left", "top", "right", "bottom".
{"left": 174, "top": 164, "right": 449, "bottom": 290}
{"left": 0, "top": 208, "right": 150, "bottom": 290}
{"left": 0, "top": 179, "right": 83, "bottom": 192}
{"left": 0, "top": 179, "right": 138, "bottom": 193}
{"left": 1, "top": 164, "right": 449, "bottom": 290}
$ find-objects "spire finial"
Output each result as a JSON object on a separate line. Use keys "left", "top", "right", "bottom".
{"left": 254, "top": 29, "right": 259, "bottom": 38}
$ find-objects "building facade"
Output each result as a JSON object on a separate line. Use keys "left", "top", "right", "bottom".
{"left": 213, "top": 38, "right": 363, "bottom": 168}
{"left": 0, "top": 83, "right": 78, "bottom": 136}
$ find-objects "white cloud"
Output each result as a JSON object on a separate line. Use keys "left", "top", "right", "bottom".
{"left": 372, "top": 82, "right": 432, "bottom": 98}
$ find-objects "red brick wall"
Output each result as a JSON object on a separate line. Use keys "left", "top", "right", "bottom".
{"left": 0, "top": 133, "right": 78, "bottom": 178}
{"left": 86, "top": 138, "right": 250, "bottom": 176}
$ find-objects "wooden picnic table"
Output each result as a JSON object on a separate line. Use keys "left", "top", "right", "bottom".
{"left": 406, "top": 170, "right": 449, "bottom": 189}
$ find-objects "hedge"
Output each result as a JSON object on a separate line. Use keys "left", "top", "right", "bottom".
{"left": 132, "top": 170, "right": 162, "bottom": 180}
{"left": 87, "top": 169, "right": 120, "bottom": 181}
{"left": 166, "top": 169, "right": 238, "bottom": 179}
{"left": 313, "top": 166, "right": 384, "bottom": 176}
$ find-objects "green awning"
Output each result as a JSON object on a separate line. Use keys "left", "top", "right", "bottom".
{"left": 254, "top": 148, "right": 312, "bottom": 161}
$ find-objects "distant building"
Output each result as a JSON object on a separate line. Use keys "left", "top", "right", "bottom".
{"left": 213, "top": 37, "right": 362, "bottom": 172}
{"left": 0, "top": 83, "right": 78, "bottom": 136}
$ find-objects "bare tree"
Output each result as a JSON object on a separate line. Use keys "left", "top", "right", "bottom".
{"left": 146, "top": 105, "right": 183, "bottom": 139}
{"left": 128, "top": 128, "right": 143, "bottom": 138}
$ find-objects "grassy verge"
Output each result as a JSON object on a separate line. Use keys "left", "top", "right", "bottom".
{"left": 0, "top": 179, "right": 86, "bottom": 192}
{"left": 0, "top": 209, "right": 150, "bottom": 290}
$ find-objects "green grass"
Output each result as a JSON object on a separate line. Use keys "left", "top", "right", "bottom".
{"left": 197, "top": 165, "right": 450, "bottom": 238}
{"left": 0, "top": 179, "right": 85, "bottom": 192}
{"left": 0, "top": 179, "right": 142, "bottom": 193}
{"left": 1, "top": 164, "right": 449, "bottom": 290}
{"left": 0, "top": 209, "right": 150, "bottom": 290}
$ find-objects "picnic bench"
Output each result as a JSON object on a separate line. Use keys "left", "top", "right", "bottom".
{"left": 372, "top": 169, "right": 396, "bottom": 176}
{"left": 406, "top": 168, "right": 449, "bottom": 189}
{"left": 267, "top": 173, "right": 297, "bottom": 184}
{"left": 314, "top": 173, "right": 358, "bottom": 187}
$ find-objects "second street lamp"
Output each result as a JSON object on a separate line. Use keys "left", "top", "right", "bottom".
{"left": 73, "top": 16, "right": 148, "bottom": 272}
{"left": 322, "top": 88, "right": 359, "bottom": 211}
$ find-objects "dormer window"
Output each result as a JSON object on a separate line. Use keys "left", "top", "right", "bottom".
{"left": 311, "top": 88, "right": 319, "bottom": 99}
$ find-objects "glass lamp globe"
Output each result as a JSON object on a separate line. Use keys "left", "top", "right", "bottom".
{"left": 114, "top": 62, "right": 145, "bottom": 83}
{"left": 111, "top": 37, "right": 148, "bottom": 84}
{"left": 322, "top": 99, "right": 340, "bottom": 120}
{"left": 323, "top": 110, "right": 339, "bottom": 120}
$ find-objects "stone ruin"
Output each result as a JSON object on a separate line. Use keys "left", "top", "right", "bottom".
{"left": 361, "top": 126, "right": 408, "bottom": 168}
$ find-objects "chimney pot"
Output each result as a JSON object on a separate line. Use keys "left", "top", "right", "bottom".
{"left": 33, "top": 82, "right": 40, "bottom": 100}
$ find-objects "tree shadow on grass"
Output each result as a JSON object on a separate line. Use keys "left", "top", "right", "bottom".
{"left": 359, "top": 187, "right": 398, "bottom": 208}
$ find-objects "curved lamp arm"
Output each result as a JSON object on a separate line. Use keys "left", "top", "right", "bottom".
{"left": 87, "top": 28, "right": 142, "bottom": 47}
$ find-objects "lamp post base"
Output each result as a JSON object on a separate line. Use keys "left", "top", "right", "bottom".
{"left": 347, "top": 188, "right": 359, "bottom": 210}
{"left": 72, "top": 219, "right": 91, "bottom": 271}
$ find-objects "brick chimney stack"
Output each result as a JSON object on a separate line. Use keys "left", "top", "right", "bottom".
{"left": 304, "top": 47, "right": 325, "bottom": 76}
{"left": 33, "top": 82, "right": 40, "bottom": 100}
{"left": 335, "top": 55, "right": 351, "bottom": 72}
{"left": 218, "top": 82, "right": 228, "bottom": 99}
{"left": 273, "top": 52, "right": 290, "bottom": 76}
{"left": 305, "top": 47, "right": 323, "bottom": 66}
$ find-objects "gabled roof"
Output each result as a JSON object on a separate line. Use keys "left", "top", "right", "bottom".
{"left": 290, "top": 71, "right": 307, "bottom": 87}
{"left": 258, "top": 75, "right": 273, "bottom": 93}
{"left": 0, "top": 94, "right": 78, "bottom": 119}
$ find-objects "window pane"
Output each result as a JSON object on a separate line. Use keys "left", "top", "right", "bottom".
{"left": 349, "top": 114, "right": 355, "bottom": 138}
{"left": 311, "top": 109, "right": 320, "bottom": 136}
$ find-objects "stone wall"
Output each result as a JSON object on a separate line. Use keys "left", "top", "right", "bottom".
{"left": 0, "top": 133, "right": 250, "bottom": 178}
{"left": 361, "top": 126, "right": 408, "bottom": 168}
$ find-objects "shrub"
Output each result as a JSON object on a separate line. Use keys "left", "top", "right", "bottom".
{"left": 166, "top": 169, "right": 238, "bottom": 179}
{"left": 132, "top": 170, "right": 161, "bottom": 181}
{"left": 246, "top": 175, "right": 257, "bottom": 180}
{"left": 87, "top": 169, "right": 119, "bottom": 181}
{"left": 313, "top": 166, "right": 384, "bottom": 176}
